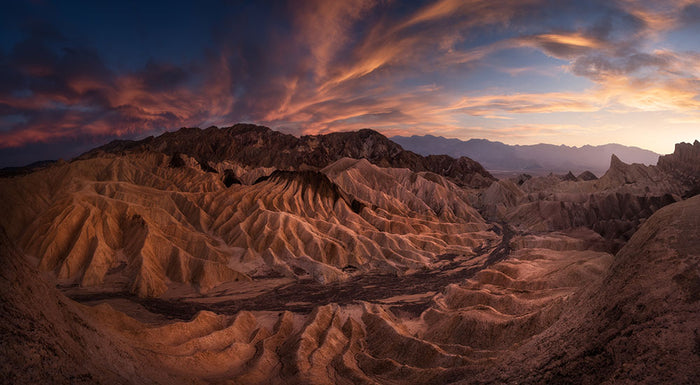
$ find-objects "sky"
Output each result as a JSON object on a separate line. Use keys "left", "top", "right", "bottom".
{"left": 0, "top": 0, "right": 699, "bottom": 167}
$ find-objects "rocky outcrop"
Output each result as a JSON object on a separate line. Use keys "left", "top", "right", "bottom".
{"left": 600, "top": 154, "right": 669, "bottom": 189}
{"left": 561, "top": 171, "right": 578, "bottom": 181}
{"left": 657, "top": 140, "right": 700, "bottom": 197}
{"left": 476, "top": 179, "right": 525, "bottom": 220}
{"left": 501, "top": 191, "right": 678, "bottom": 252}
{"left": 577, "top": 170, "right": 598, "bottom": 181}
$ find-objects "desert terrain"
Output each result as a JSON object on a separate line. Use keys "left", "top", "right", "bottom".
{"left": 1, "top": 125, "right": 699, "bottom": 384}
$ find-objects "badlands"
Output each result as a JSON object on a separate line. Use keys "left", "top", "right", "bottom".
{"left": 1, "top": 124, "right": 699, "bottom": 384}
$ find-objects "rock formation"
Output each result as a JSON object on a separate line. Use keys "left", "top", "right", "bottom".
{"left": 474, "top": 194, "right": 700, "bottom": 384}
{"left": 657, "top": 140, "right": 700, "bottom": 197}
{"left": 476, "top": 143, "right": 700, "bottom": 252}
{"left": 0, "top": 228, "right": 192, "bottom": 384}
{"left": 0, "top": 151, "right": 494, "bottom": 297}
{"left": 577, "top": 170, "right": 598, "bottom": 181}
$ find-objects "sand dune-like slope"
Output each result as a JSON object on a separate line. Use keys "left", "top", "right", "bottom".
{"left": 0, "top": 228, "right": 192, "bottom": 384}
{"left": 323, "top": 158, "right": 481, "bottom": 223}
{"left": 78, "top": 197, "right": 700, "bottom": 384}
{"left": 0, "top": 153, "right": 494, "bottom": 297}
{"left": 2, "top": 173, "right": 698, "bottom": 384}
{"left": 9, "top": 228, "right": 599, "bottom": 385}
{"left": 1, "top": 214, "right": 633, "bottom": 384}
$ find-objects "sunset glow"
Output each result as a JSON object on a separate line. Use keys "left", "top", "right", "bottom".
{"left": 1, "top": 0, "right": 698, "bottom": 166}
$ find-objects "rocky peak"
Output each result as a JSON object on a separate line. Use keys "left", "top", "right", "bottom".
{"left": 577, "top": 170, "right": 598, "bottom": 181}
{"left": 257, "top": 170, "right": 364, "bottom": 213}
{"left": 658, "top": 140, "right": 700, "bottom": 171}
{"left": 561, "top": 171, "right": 578, "bottom": 182}
{"left": 609, "top": 154, "right": 626, "bottom": 171}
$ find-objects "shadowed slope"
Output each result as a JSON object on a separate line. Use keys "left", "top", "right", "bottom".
{"left": 0, "top": 227, "right": 191, "bottom": 384}
{"left": 475, "top": 194, "right": 700, "bottom": 384}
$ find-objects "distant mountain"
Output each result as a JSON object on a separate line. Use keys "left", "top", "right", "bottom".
{"left": 391, "top": 135, "right": 660, "bottom": 177}
{"left": 0, "top": 159, "right": 58, "bottom": 178}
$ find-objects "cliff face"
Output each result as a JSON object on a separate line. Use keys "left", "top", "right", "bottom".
{"left": 476, "top": 145, "right": 700, "bottom": 252}
{"left": 79, "top": 125, "right": 495, "bottom": 188}
{"left": 657, "top": 140, "right": 700, "bottom": 197}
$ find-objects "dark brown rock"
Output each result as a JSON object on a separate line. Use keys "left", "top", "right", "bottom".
{"left": 222, "top": 169, "right": 241, "bottom": 187}
{"left": 561, "top": 171, "right": 578, "bottom": 181}
{"left": 577, "top": 170, "right": 598, "bottom": 181}
{"left": 657, "top": 140, "right": 700, "bottom": 197}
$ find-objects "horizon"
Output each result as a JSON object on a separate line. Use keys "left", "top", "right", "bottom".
{"left": 1, "top": 0, "right": 699, "bottom": 166}
{"left": 390, "top": 132, "right": 691, "bottom": 153}
{"left": 2, "top": 123, "right": 684, "bottom": 170}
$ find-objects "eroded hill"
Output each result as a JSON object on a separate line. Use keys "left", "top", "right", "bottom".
{"left": 1, "top": 129, "right": 698, "bottom": 384}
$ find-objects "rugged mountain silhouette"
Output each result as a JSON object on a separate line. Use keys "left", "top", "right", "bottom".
{"left": 392, "top": 134, "right": 660, "bottom": 176}
{"left": 0, "top": 159, "right": 58, "bottom": 177}
{"left": 80, "top": 124, "right": 495, "bottom": 188}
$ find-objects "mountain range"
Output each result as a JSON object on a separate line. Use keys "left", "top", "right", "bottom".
{"left": 392, "top": 135, "right": 660, "bottom": 177}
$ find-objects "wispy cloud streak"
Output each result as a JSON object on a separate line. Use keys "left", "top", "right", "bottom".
{"left": 0, "top": 0, "right": 698, "bottom": 164}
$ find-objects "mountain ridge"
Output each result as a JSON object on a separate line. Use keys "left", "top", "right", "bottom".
{"left": 391, "top": 134, "right": 660, "bottom": 176}
{"left": 78, "top": 125, "right": 495, "bottom": 188}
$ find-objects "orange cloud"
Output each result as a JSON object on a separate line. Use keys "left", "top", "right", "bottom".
{"left": 617, "top": 0, "right": 699, "bottom": 32}
{"left": 1, "top": 0, "right": 698, "bottom": 161}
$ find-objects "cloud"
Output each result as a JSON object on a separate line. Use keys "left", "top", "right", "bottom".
{"left": 517, "top": 32, "right": 603, "bottom": 59}
{"left": 447, "top": 92, "right": 603, "bottom": 116}
{"left": 617, "top": 0, "right": 699, "bottom": 32}
{"left": 0, "top": 23, "right": 242, "bottom": 151}
{"left": 0, "top": 0, "right": 698, "bottom": 166}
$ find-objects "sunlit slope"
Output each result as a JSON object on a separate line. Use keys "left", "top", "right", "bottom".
{"left": 0, "top": 153, "right": 495, "bottom": 297}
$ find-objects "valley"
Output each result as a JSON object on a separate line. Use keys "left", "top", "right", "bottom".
{"left": 1, "top": 126, "right": 698, "bottom": 384}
